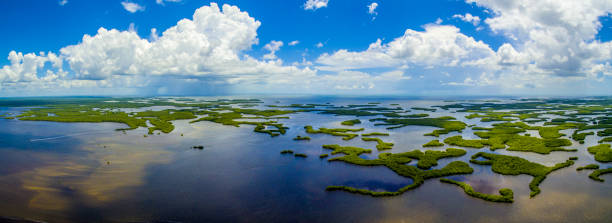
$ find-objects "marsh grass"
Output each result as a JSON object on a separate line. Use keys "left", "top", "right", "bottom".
{"left": 444, "top": 136, "right": 486, "bottom": 149}
{"left": 361, "top": 137, "right": 394, "bottom": 151}
{"left": 294, "top": 153, "right": 308, "bottom": 158}
{"left": 305, "top": 126, "right": 364, "bottom": 140}
{"left": 423, "top": 140, "right": 444, "bottom": 147}
{"left": 469, "top": 152, "right": 574, "bottom": 197}
{"left": 191, "top": 110, "right": 289, "bottom": 137}
{"left": 589, "top": 167, "right": 612, "bottom": 182}
{"left": 16, "top": 99, "right": 294, "bottom": 136}
{"left": 401, "top": 148, "right": 467, "bottom": 169}
{"left": 370, "top": 116, "right": 467, "bottom": 137}
{"left": 440, "top": 178, "right": 513, "bottom": 203}
{"left": 341, "top": 119, "right": 362, "bottom": 126}
{"left": 361, "top": 132, "right": 390, "bottom": 136}
{"left": 599, "top": 137, "right": 612, "bottom": 143}
{"left": 411, "top": 107, "right": 436, "bottom": 112}
{"left": 444, "top": 123, "right": 577, "bottom": 154}
{"left": 576, "top": 164, "right": 599, "bottom": 171}
{"left": 323, "top": 145, "right": 472, "bottom": 196}
{"left": 587, "top": 144, "right": 612, "bottom": 162}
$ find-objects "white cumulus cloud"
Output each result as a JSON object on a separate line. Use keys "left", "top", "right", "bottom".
{"left": 2, "top": 1, "right": 612, "bottom": 96}
{"left": 316, "top": 24, "right": 495, "bottom": 70}
{"left": 452, "top": 13, "right": 480, "bottom": 26}
{"left": 368, "top": 2, "right": 378, "bottom": 15}
{"left": 368, "top": 2, "right": 378, "bottom": 20}
{"left": 263, "top": 40, "right": 284, "bottom": 60}
{"left": 156, "top": 0, "right": 181, "bottom": 5}
{"left": 0, "top": 51, "right": 64, "bottom": 83}
{"left": 0, "top": 3, "right": 321, "bottom": 95}
{"left": 467, "top": 0, "right": 612, "bottom": 77}
{"left": 288, "top": 40, "right": 300, "bottom": 46}
{"left": 304, "top": 0, "right": 328, "bottom": 11}
{"left": 121, "top": 1, "right": 144, "bottom": 13}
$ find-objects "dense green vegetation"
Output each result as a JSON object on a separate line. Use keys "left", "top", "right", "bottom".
{"left": 504, "top": 135, "right": 575, "bottom": 154}
{"left": 295, "top": 153, "right": 308, "bottom": 158}
{"left": 572, "top": 131, "right": 593, "bottom": 144}
{"left": 470, "top": 152, "right": 574, "bottom": 197}
{"left": 436, "top": 99, "right": 612, "bottom": 144}
{"left": 133, "top": 109, "right": 197, "bottom": 135}
{"left": 322, "top": 144, "right": 372, "bottom": 157}
{"left": 441, "top": 123, "right": 577, "bottom": 154}
{"left": 492, "top": 121, "right": 577, "bottom": 140}
{"left": 341, "top": 119, "right": 362, "bottom": 126}
{"left": 577, "top": 164, "right": 599, "bottom": 171}
{"left": 18, "top": 107, "right": 148, "bottom": 130}
{"left": 411, "top": 107, "right": 436, "bottom": 112}
{"left": 304, "top": 126, "right": 364, "bottom": 140}
{"left": 400, "top": 148, "right": 466, "bottom": 169}
{"left": 444, "top": 136, "right": 486, "bottom": 149}
{"left": 382, "top": 113, "right": 430, "bottom": 118}
{"left": 440, "top": 178, "right": 514, "bottom": 203}
{"left": 12, "top": 97, "right": 299, "bottom": 136}
{"left": 267, "top": 103, "right": 325, "bottom": 109}
{"left": 423, "top": 139, "right": 444, "bottom": 147}
{"left": 323, "top": 144, "right": 473, "bottom": 196}
{"left": 361, "top": 137, "right": 394, "bottom": 151}
{"left": 370, "top": 116, "right": 467, "bottom": 136}
{"left": 361, "top": 132, "right": 389, "bottom": 136}
{"left": 465, "top": 112, "right": 515, "bottom": 122}
{"left": 600, "top": 137, "right": 612, "bottom": 143}
{"left": 589, "top": 167, "right": 612, "bottom": 182}
{"left": 190, "top": 108, "right": 291, "bottom": 137}
{"left": 319, "top": 154, "right": 329, "bottom": 158}
{"left": 587, "top": 144, "right": 612, "bottom": 162}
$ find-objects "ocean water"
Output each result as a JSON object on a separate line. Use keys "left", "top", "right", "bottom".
{"left": 0, "top": 96, "right": 611, "bottom": 223}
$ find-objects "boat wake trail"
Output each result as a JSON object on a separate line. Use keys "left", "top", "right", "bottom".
{"left": 30, "top": 131, "right": 108, "bottom": 142}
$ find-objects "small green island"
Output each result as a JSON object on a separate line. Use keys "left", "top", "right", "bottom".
{"left": 341, "top": 119, "right": 362, "bottom": 126}
{"left": 322, "top": 144, "right": 473, "bottom": 196}
{"left": 293, "top": 135, "right": 311, "bottom": 141}
{"left": 469, "top": 152, "right": 574, "bottom": 197}
{"left": 589, "top": 168, "right": 612, "bottom": 182}
{"left": 440, "top": 178, "right": 514, "bottom": 203}
{"left": 294, "top": 153, "right": 308, "bottom": 158}
{"left": 423, "top": 139, "right": 444, "bottom": 147}
{"left": 304, "top": 125, "right": 364, "bottom": 140}
{"left": 587, "top": 144, "right": 612, "bottom": 162}
{"left": 361, "top": 137, "right": 394, "bottom": 151}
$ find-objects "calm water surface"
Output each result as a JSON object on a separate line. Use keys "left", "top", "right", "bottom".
{"left": 0, "top": 97, "right": 611, "bottom": 223}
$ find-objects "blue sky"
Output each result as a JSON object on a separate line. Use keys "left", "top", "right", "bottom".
{"left": 1, "top": 0, "right": 612, "bottom": 96}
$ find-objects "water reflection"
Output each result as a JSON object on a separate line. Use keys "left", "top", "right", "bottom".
{"left": 0, "top": 97, "right": 611, "bottom": 222}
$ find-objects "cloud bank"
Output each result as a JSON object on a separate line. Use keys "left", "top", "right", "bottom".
{"left": 1, "top": 0, "right": 612, "bottom": 96}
